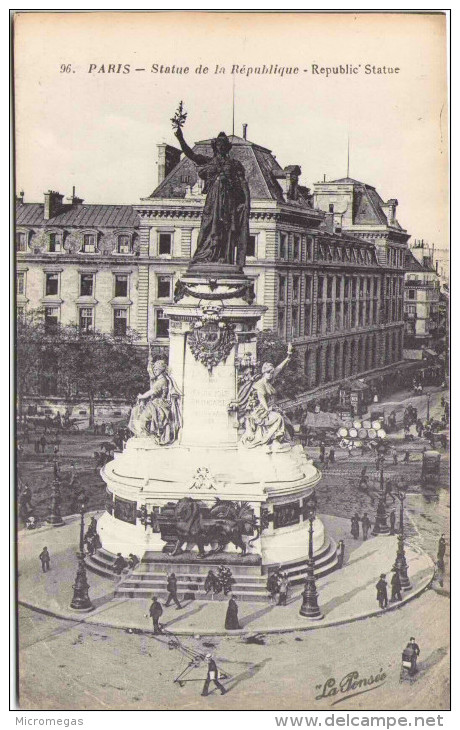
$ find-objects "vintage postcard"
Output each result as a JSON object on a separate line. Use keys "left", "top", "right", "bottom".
{"left": 13, "top": 10, "right": 449, "bottom": 716}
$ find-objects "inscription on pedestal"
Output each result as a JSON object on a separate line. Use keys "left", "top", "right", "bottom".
{"left": 114, "top": 496, "right": 137, "bottom": 525}
{"left": 273, "top": 501, "right": 300, "bottom": 529}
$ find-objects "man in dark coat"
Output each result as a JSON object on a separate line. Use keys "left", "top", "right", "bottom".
{"left": 39, "top": 435, "right": 47, "bottom": 453}
{"left": 403, "top": 450, "right": 410, "bottom": 463}
{"left": 266, "top": 571, "right": 280, "bottom": 600}
{"left": 165, "top": 572, "right": 182, "bottom": 609}
{"left": 277, "top": 574, "right": 289, "bottom": 606}
{"left": 328, "top": 446, "right": 335, "bottom": 464}
{"left": 204, "top": 569, "right": 220, "bottom": 595}
{"left": 376, "top": 574, "right": 388, "bottom": 608}
{"left": 351, "top": 513, "right": 360, "bottom": 540}
{"left": 319, "top": 442, "right": 326, "bottom": 463}
{"left": 403, "top": 637, "right": 420, "bottom": 675}
{"left": 361, "top": 514, "right": 372, "bottom": 540}
{"left": 39, "top": 547, "right": 50, "bottom": 572}
{"left": 336, "top": 540, "right": 345, "bottom": 568}
{"left": 149, "top": 596, "right": 163, "bottom": 634}
{"left": 390, "top": 568, "right": 402, "bottom": 602}
{"left": 389, "top": 510, "right": 396, "bottom": 535}
{"left": 225, "top": 593, "right": 240, "bottom": 630}
{"left": 113, "top": 553, "right": 127, "bottom": 575}
{"left": 437, "top": 534, "right": 446, "bottom": 563}
{"left": 201, "top": 654, "right": 227, "bottom": 696}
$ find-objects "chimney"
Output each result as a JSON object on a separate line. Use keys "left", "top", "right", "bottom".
{"left": 382, "top": 198, "right": 398, "bottom": 225}
{"left": 44, "top": 190, "right": 64, "bottom": 220}
{"left": 157, "top": 143, "right": 181, "bottom": 185}
{"left": 66, "top": 186, "right": 84, "bottom": 206}
{"left": 436, "top": 260, "right": 439, "bottom": 274}
{"left": 16, "top": 190, "right": 24, "bottom": 204}
{"left": 242, "top": 123, "right": 248, "bottom": 140}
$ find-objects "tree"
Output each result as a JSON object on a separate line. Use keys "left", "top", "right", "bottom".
{"left": 15, "top": 309, "right": 149, "bottom": 426}
{"left": 256, "top": 330, "right": 306, "bottom": 400}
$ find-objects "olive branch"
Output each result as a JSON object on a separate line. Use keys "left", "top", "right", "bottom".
{"left": 171, "top": 101, "right": 187, "bottom": 130}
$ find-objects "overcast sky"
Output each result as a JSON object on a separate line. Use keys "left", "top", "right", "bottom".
{"left": 14, "top": 12, "right": 448, "bottom": 260}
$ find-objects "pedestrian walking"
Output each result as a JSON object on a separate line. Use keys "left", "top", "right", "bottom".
{"left": 204, "top": 569, "right": 219, "bottom": 596}
{"left": 336, "top": 540, "right": 345, "bottom": 568}
{"left": 39, "top": 547, "right": 50, "bottom": 573}
{"left": 165, "top": 572, "right": 182, "bottom": 609}
{"left": 34, "top": 438, "right": 39, "bottom": 454}
{"left": 384, "top": 480, "right": 396, "bottom": 505}
{"left": 113, "top": 553, "right": 127, "bottom": 575}
{"left": 127, "top": 553, "right": 139, "bottom": 570}
{"left": 201, "top": 654, "right": 227, "bottom": 697}
{"left": 319, "top": 441, "right": 326, "bottom": 463}
{"left": 403, "top": 450, "right": 410, "bottom": 463}
{"left": 148, "top": 596, "right": 163, "bottom": 634}
{"left": 39, "top": 435, "right": 47, "bottom": 453}
{"left": 389, "top": 510, "right": 396, "bottom": 535}
{"left": 376, "top": 574, "right": 388, "bottom": 609}
{"left": 437, "top": 534, "right": 446, "bottom": 563}
{"left": 392, "top": 447, "right": 398, "bottom": 465}
{"left": 278, "top": 573, "right": 289, "bottom": 605}
{"left": 225, "top": 593, "right": 240, "bottom": 630}
{"left": 402, "top": 637, "right": 420, "bottom": 676}
{"left": 351, "top": 513, "right": 360, "bottom": 540}
{"left": 361, "top": 513, "right": 372, "bottom": 540}
{"left": 328, "top": 446, "right": 335, "bottom": 464}
{"left": 390, "top": 568, "right": 402, "bottom": 602}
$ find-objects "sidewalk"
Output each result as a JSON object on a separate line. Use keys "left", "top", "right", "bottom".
{"left": 17, "top": 513, "right": 434, "bottom": 636}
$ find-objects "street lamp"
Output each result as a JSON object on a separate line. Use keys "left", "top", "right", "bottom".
{"left": 392, "top": 480, "right": 411, "bottom": 590}
{"left": 371, "top": 466, "right": 390, "bottom": 536}
{"left": 426, "top": 393, "right": 431, "bottom": 421}
{"left": 299, "top": 497, "right": 323, "bottom": 620}
{"left": 70, "top": 501, "right": 94, "bottom": 612}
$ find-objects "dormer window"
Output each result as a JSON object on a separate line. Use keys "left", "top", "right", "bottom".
{"left": 16, "top": 232, "right": 27, "bottom": 252}
{"left": 48, "top": 233, "right": 61, "bottom": 253}
{"left": 117, "top": 234, "right": 131, "bottom": 254}
{"left": 82, "top": 233, "right": 96, "bottom": 253}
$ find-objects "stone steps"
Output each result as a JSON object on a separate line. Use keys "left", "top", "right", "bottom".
{"left": 87, "top": 539, "right": 339, "bottom": 601}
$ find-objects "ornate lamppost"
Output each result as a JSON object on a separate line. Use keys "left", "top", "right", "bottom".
{"left": 70, "top": 500, "right": 94, "bottom": 612}
{"left": 392, "top": 480, "right": 411, "bottom": 590}
{"left": 47, "top": 462, "right": 64, "bottom": 527}
{"left": 371, "top": 466, "right": 390, "bottom": 536}
{"left": 299, "top": 497, "right": 323, "bottom": 620}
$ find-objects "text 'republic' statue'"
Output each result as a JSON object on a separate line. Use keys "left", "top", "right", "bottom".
{"left": 129, "top": 356, "right": 182, "bottom": 445}
{"left": 172, "top": 103, "right": 250, "bottom": 268}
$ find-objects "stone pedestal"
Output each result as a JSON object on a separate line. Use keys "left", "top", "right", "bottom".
{"left": 93, "top": 272, "right": 338, "bottom": 597}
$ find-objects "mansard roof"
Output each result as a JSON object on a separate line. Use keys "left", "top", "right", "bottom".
{"left": 147, "top": 134, "right": 313, "bottom": 206}
{"left": 16, "top": 203, "right": 139, "bottom": 228}
{"left": 328, "top": 176, "right": 404, "bottom": 229}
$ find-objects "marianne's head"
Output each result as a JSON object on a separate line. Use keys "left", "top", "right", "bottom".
{"left": 212, "top": 132, "right": 232, "bottom": 156}
{"left": 153, "top": 359, "right": 167, "bottom": 376}
{"left": 261, "top": 362, "right": 275, "bottom": 380}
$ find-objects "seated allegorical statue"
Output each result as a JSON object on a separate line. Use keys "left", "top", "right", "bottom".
{"left": 241, "top": 344, "right": 293, "bottom": 451}
{"left": 128, "top": 359, "right": 182, "bottom": 445}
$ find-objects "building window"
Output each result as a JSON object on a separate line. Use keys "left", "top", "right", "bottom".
{"left": 327, "top": 276, "right": 333, "bottom": 299}
{"left": 156, "top": 308, "right": 169, "bottom": 338}
{"left": 44, "top": 306, "right": 59, "bottom": 333}
{"left": 17, "top": 272, "right": 25, "bottom": 295}
{"left": 293, "top": 275, "right": 300, "bottom": 301}
{"left": 279, "top": 233, "right": 287, "bottom": 260}
{"left": 16, "top": 232, "right": 27, "bottom": 252}
{"left": 114, "top": 308, "right": 128, "bottom": 336}
{"left": 329, "top": 203, "right": 334, "bottom": 213}
{"left": 317, "top": 276, "right": 324, "bottom": 299}
{"left": 293, "top": 236, "right": 300, "bottom": 261}
{"left": 117, "top": 235, "right": 131, "bottom": 254}
{"left": 114, "top": 274, "right": 128, "bottom": 298}
{"left": 45, "top": 273, "right": 59, "bottom": 296}
{"left": 247, "top": 235, "right": 257, "bottom": 258}
{"left": 278, "top": 309, "right": 285, "bottom": 338}
{"left": 305, "top": 275, "right": 312, "bottom": 300}
{"left": 306, "top": 236, "right": 314, "bottom": 259}
{"left": 48, "top": 233, "right": 61, "bottom": 253}
{"left": 326, "top": 302, "right": 333, "bottom": 332}
{"left": 408, "top": 290, "right": 415, "bottom": 300}
{"left": 158, "top": 233, "right": 172, "bottom": 256}
{"left": 157, "top": 276, "right": 172, "bottom": 299}
{"left": 80, "top": 273, "right": 94, "bottom": 297}
{"left": 83, "top": 234, "right": 96, "bottom": 253}
{"left": 304, "top": 303, "right": 311, "bottom": 335}
{"left": 291, "top": 307, "right": 299, "bottom": 338}
{"left": 279, "top": 275, "right": 286, "bottom": 304}
{"left": 79, "top": 308, "right": 93, "bottom": 333}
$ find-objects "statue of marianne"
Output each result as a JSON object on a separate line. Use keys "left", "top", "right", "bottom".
{"left": 174, "top": 125, "right": 250, "bottom": 268}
